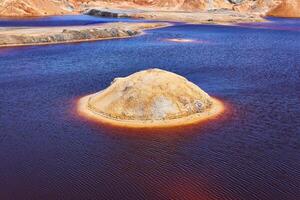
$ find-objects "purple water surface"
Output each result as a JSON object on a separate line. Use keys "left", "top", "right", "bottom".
{"left": 0, "top": 17, "right": 299, "bottom": 200}
{"left": 0, "top": 15, "right": 146, "bottom": 27}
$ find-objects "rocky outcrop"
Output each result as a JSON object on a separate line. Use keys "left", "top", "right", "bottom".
{"left": 84, "top": 9, "right": 129, "bottom": 18}
{"left": 267, "top": 0, "right": 300, "bottom": 18}
{"left": 0, "top": 22, "right": 168, "bottom": 47}
{"left": 0, "top": 0, "right": 77, "bottom": 16}
{"left": 232, "top": 0, "right": 281, "bottom": 14}
{"left": 228, "top": 0, "right": 245, "bottom": 4}
{"left": 78, "top": 68, "right": 224, "bottom": 128}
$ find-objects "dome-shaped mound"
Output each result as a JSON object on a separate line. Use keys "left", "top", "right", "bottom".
{"left": 78, "top": 68, "right": 224, "bottom": 128}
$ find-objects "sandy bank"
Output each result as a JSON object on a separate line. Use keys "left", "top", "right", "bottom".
{"left": 0, "top": 0, "right": 280, "bottom": 20}
{"left": 1, "top": 0, "right": 293, "bottom": 24}
{"left": 0, "top": 22, "right": 169, "bottom": 47}
{"left": 77, "top": 69, "right": 225, "bottom": 128}
{"left": 85, "top": 8, "right": 266, "bottom": 25}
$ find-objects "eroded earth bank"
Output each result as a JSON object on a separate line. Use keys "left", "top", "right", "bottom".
{"left": 0, "top": 22, "right": 169, "bottom": 47}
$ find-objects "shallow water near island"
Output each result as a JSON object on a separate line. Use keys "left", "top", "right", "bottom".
{"left": 0, "top": 16, "right": 299, "bottom": 200}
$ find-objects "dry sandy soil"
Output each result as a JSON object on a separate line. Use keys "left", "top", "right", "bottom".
{"left": 267, "top": 0, "right": 300, "bottom": 18}
{"left": 0, "top": 22, "right": 169, "bottom": 47}
{"left": 114, "top": 9, "right": 266, "bottom": 24}
{"left": 0, "top": 0, "right": 298, "bottom": 23}
{"left": 78, "top": 68, "right": 225, "bottom": 128}
{"left": 0, "top": 0, "right": 78, "bottom": 16}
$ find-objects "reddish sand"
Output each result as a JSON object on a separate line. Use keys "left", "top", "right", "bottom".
{"left": 0, "top": 0, "right": 78, "bottom": 16}
{"left": 267, "top": 0, "right": 300, "bottom": 18}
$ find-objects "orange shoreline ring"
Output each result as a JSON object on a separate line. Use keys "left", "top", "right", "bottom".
{"left": 77, "top": 95, "right": 225, "bottom": 129}
{"left": 76, "top": 68, "right": 226, "bottom": 129}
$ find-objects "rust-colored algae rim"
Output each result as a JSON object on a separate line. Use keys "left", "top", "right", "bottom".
{"left": 77, "top": 93, "right": 226, "bottom": 129}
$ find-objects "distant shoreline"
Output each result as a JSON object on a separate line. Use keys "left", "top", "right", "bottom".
{"left": 0, "top": 22, "right": 170, "bottom": 48}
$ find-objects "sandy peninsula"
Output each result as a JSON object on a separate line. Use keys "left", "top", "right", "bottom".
{"left": 74, "top": 0, "right": 291, "bottom": 25}
{"left": 84, "top": 8, "right": 266, "bottom": 25}
{"left": 78, "top": 68, "right": 225, "bottom": 128}
{"left": 0, "top": 22, "right": 169, "bottom": 47}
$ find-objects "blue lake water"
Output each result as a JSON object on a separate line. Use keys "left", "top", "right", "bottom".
{"left": 0, "top": 15, "right": 146, "bottom": 26}
{"left": 0, "top": 16, "right": 299, "bottom": 200}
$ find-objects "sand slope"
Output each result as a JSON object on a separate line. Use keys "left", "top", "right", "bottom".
{"left": 78, "top": 69, "right": 224, "bottom": 128}
{"left": 267, "top": 0, "right": 300, "bottom": 18}
{"left": 0, "top": 0, "right": 77, "bottom": 16}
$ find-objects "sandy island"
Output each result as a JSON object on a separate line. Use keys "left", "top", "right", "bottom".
{"left": 0, "top": 22, "right": 170, "bottom": 47}
{"left": 77, "top": 69, "right": 225, "bottom": 128}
